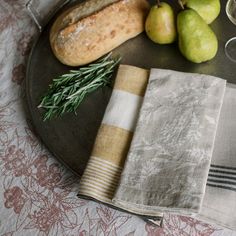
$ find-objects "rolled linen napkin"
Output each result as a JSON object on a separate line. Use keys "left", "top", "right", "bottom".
{"left": 113, "top": 69, "right": 226, "bottom": 216}
{"left": 78, "top": 65, "right": 149, "bottom": 203}
{"left": 78, "top": 64, "right": 163, "bottom": 225}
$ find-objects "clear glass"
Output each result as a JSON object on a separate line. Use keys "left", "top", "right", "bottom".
{"left": 225, "top": 0, "right": 236, "bottom": 62}
{"left": 26, "top": 0, "right": 71, "bottom": 31}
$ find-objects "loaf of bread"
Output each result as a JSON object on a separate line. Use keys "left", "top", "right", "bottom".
{"left": 50, "top": 0, "right": 150, "bottom": 66}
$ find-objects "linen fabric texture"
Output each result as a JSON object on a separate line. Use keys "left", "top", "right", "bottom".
{"left": 77, "top": 65, "right": 236, "bottom": 230}
{"left": 113, "top": 69, "right": 226, "bottom": 216}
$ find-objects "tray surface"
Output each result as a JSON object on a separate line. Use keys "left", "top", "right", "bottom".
{"left": 26, "top": 0, "right": 236, "bottom": 176}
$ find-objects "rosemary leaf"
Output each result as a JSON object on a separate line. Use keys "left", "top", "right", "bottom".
{"left": 38, "top": 53, "right": 121, "bottom": 121}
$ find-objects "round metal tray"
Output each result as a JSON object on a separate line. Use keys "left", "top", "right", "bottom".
{"left": 26, "top": 0, "right": 236, "bottom": 176}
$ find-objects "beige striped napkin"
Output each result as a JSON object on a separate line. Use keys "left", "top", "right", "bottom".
{"left": 78, "top": 64, "right": 149, "bottom": 204}
{"left": 78, "top": 65, "right": 163, "bottom": 225}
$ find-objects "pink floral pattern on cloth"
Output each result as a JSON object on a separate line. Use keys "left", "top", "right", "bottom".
{"left": 0, "top": 0, "right": 235, "bottom": 235}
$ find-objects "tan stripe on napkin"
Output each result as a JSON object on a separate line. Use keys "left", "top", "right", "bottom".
{"left": 114, "top": 65, "right": 149, "bottom": 96}
{"left": 92, "top": 124, "right": 133, "bottom": 166}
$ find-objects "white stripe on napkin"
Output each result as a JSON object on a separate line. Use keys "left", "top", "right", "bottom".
{"left": 102, "top": 90, "right": 143, "bottom": 131}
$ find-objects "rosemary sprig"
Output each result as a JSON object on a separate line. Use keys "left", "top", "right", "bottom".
{"left": 38, "top": 53, "right": 121, "bottom": 121}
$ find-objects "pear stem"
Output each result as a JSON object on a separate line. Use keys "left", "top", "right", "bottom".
{"left": 156, "top": 0, "right": 161, "bottom": 7}
{"left": 178, "top": 0, "right": 185, "bottom": 9}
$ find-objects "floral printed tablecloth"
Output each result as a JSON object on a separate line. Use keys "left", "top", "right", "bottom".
{"left": 0, "top": 1, "right": 236, "bottom": 235}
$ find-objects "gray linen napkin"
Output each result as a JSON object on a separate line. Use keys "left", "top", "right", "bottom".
{"left": 196, "top": 83, "right": 236, "bottom": 230}
{"left": 113, "top": 69, "right": 226, "bottom": 216}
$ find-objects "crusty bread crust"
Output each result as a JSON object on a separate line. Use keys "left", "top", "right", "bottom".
{"left": 50, "top": 0, "right": 150, "bottom": 66}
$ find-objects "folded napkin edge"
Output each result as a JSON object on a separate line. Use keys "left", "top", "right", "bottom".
{"left": 112, "top": 198, "right": 199, "bottom": 217}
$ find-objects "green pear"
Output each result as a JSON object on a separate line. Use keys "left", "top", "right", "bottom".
{"left": 185, "top": 0, "right": 220, "bottom": 24}
{"left": 177, "top": 9, "right": 218, "bottom": 63}
{"left": 145, "top": 2, "right": 176, "bottom": 44}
